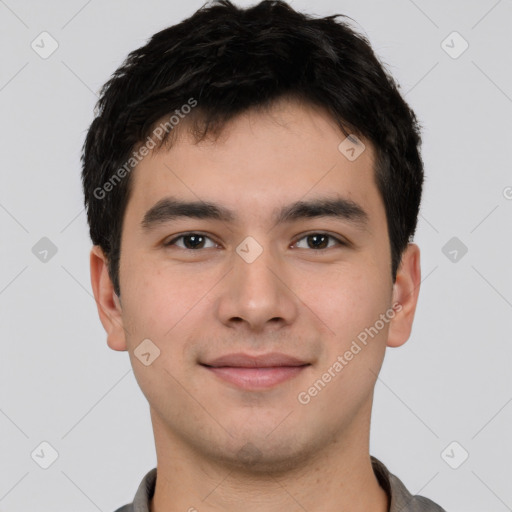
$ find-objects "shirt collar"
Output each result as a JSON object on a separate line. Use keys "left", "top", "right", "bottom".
{"left": 123, "top": 456, "right": 444, "bottom": 512}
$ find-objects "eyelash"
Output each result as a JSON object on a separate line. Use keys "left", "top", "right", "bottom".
{"left": 163, "top": 232, "right": 347, "bottom": 250}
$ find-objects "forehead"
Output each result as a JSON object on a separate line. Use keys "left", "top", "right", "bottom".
{"left": 124, "top": 98, "right": 384, "bottom": 228}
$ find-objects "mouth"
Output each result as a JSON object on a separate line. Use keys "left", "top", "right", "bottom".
{"left": 199, "top": 352, "right": 311, "bottom": 390}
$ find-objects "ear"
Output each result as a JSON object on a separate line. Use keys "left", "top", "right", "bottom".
{"left": 89, "top": 245, "right": 127, "bottom": 351}
{"left": 387, "top": 243, "right": 421, "bottom": 348}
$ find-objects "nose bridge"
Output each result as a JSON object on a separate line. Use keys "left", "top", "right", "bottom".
{"left": 237, "top": 240, "right": 278, "bottom": 299}
{"left": 217, "top": 235, "right": 297, "bottom": 330}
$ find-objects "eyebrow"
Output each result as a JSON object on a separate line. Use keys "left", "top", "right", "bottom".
{"left": 140, "top": 196, "right": 369, "bottom": 232}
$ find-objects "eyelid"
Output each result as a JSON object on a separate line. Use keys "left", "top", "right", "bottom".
{"left": 163, "top": 231, "right": 349, "bottom": 250}
{"left": 292, "top": 231, "right": 348, "bottom": 249}
{"left": 164, "top": 231, "right": 219, "bottom": 248}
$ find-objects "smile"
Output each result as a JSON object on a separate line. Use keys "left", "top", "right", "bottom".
{"left": 201, "top": 364, "right": 310, "bottom": 390}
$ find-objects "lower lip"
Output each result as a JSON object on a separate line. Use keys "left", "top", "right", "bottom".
{"left": 203, "top": 365, "right": 309, "bottom": 390}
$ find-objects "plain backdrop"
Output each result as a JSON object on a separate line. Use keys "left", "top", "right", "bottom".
{"left": 0, "top": 1, "right": 511, "bottom": 511}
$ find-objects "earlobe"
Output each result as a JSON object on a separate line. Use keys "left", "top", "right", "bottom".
{"left": 386, "top": 243, "right": 421, "bottom": 348}
{"left": 89, "top": 245, "right": 128, "bottom": 352}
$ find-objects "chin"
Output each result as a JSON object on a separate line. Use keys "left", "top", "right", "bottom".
{"left": 203, "top": 436, "right": 318, "bottom": 477}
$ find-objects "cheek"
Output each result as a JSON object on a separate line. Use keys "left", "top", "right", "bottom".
{"left": 297, "top": 261, "right": 392, "bottom": 346}
{"left": 120, "top": 263, "right": 200, "bottom": 397}
{"left": 119, "top": 260, "right": 176, "bottom": 342}
{"left": 120, "top": 257, "right": 217, "bottom": 348}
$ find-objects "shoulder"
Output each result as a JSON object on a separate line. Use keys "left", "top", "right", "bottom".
{"left": 112, "top": 506, "right": 133, "bottom": 512}
{"left": 112, "top": 467, "right": 157, "bottom": 512}
{"left": 371, "top": 456, "right": 447, "bottom": 512}
{"left": 388, "top": 472, "right": 446, "bottom": 511}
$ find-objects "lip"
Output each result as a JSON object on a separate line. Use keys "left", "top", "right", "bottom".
{"left": 202, "top": 352, "right": 309, "bottom": 368}
{"left": 200, "top": 352, "right": 310, "bottom": 390}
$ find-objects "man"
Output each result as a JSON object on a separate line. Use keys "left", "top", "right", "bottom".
{"left": 82, "top": 1, "right": 446, "bottom": 510}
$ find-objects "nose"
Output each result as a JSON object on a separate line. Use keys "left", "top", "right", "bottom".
{"left": 215, "top": 239, "right": 299, "bottom": 333}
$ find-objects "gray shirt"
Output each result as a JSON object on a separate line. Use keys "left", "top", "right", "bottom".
{"left": 114, "top": 456, "right": 446, "bottom": 512}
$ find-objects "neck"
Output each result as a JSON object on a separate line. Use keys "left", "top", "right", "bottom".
{"left": 149, "top": 406, "right": 389, "bottom": 512}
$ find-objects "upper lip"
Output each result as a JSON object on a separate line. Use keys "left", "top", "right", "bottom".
{"left": 201, "top": 352, "right": 310, "bottom": 368}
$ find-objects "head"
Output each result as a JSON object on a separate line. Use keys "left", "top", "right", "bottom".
{"left": 83, "top": 0, "right": 423, "bottom": 474}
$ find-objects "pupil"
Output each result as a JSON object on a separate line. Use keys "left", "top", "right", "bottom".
{"left": 309, "top": 234, "right": 327, "bottom": 249}
{"left": 185, "top": 235, "right": 203, "bottom": 249}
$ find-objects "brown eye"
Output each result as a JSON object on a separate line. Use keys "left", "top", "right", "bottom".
{"left": 165, "top": 233, "right": 216, "bottom": 249}
{"left": 294, "top": 233, "right": 345, "bottom": 250}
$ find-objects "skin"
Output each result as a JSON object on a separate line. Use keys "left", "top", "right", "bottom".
{"left": 90, "top": 97, "right": 421, "bottom": 512}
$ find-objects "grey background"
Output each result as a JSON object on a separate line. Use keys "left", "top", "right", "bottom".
{"left": 1, "top": 0, "right": 511, "bottom": 511}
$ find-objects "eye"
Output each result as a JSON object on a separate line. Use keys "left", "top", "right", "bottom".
{"left": 293, "top": 232, "right": 346, "bottom": 250}
{"left": 164, "top": 232, "right": 217, "bottom": 250}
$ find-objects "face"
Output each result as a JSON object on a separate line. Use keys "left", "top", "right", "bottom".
{"left": 91, "top": 97, "right": 420, "bottom": 474}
